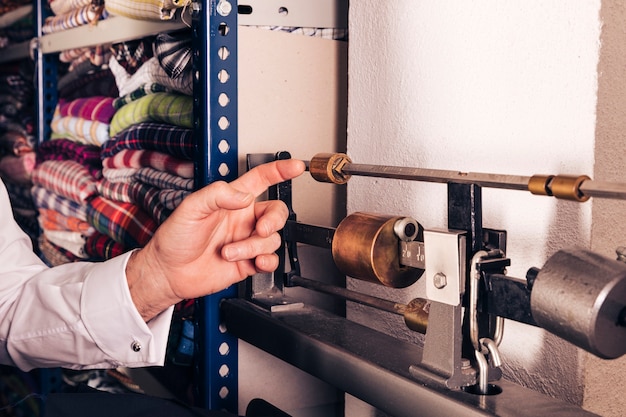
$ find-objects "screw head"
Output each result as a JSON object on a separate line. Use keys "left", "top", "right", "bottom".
{"left": 433, "top": 272, "right": 447, "bottom": 289}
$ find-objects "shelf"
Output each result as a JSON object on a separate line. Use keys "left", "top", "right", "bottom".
{"left": 38, "top": 15, "right": 188, "bottom": 54}
{"left": 0, "top": 40, "right": 31, "bottom": 63}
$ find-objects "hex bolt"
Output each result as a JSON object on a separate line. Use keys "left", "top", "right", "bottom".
{"left": 216, "top": 0, "right": 232, "bottom": 16}
{"left": 433, "top": 272, "right": 447, "bottom": 289}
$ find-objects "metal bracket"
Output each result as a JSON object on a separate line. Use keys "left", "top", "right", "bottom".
{"left": 424, "top": 229, "right": 467, "bottom": 306}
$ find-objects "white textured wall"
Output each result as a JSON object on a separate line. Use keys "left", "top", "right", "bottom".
{"left": 347, "top": 0, "right": 604, "bottom": 414}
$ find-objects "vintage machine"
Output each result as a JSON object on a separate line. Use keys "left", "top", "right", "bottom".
{"left": 221, "top": 151, "right": 626, "bottom": 417}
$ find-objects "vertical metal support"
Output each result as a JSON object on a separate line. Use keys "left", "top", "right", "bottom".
{"left": 447, "top": 183, "right": 489, "bottom": 364}
{"left": 192, "top": 0, "right": 239, "bottom": 412}
{"left": 34, "top": 0, "right": 57, "bottom": 144}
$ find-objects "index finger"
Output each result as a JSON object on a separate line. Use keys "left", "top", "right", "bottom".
{"left": 230, "top": 159, "right": 306, "bottom": 197}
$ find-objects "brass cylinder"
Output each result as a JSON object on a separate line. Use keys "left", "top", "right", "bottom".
{"left": 549, "top": 175, "right": 590, "bottom": 201}
{"left": 309, "top": 153, "right": 352, "bottom": 184}
{"left": 528, "top": 175, "right": 554, "bottom": 196}
{"left": 332, "top": 212, "right": 423, "bottom": 288}
{"left": 403, "top": 298, "right": 429, "bottom": 334}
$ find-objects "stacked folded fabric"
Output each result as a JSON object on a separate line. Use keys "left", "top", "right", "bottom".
{"left": 43, "top": 0, "right": 108, "bottom": 34}
{"left": 0, "top": 57, "right": 37, "bottom": 244}
{"left": 104, "top": 0, "right": 189, "bottom": 22}
{"left": 102, "top": 31, "right": 194, "bottom": 226}
{"left": 0, "top": 0, "right": 33, "bottom": 48}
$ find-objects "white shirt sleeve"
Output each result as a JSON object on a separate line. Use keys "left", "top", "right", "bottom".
{"left": 0, "top": 180, "right": 173, "bottom": 371}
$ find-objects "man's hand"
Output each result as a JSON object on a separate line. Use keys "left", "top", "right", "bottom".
{"left": 125, "top": 158, "right": 306, "bottom": 321}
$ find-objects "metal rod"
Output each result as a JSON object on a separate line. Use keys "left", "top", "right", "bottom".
{"left": 342, "top": 163, "right": 532, "bottom": 191}
{"left": 305, "top": 157, "right": 626, "bottom": 200}
{"left": 290, "top": 275, "right": 405, "bottom": 315}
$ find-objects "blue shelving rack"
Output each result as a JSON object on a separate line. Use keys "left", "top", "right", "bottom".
{"left": 192, "top": 0, "right": 239, "bottom": 412}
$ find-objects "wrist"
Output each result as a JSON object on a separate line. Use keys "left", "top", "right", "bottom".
{"left": 126, "top": 248, "right": 180, "bottom": 322}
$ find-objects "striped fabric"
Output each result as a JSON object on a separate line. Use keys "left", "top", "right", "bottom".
{"left": 103, "top": 121, "right": 194, "bottom": 160}
{"left": 84, "top": 231, "right": 126, "bottom": 260}
{"left": 49, "top": 0, "right": 96, "bottom": 16}
{"left": 135, "top": 166, "right": 194, "bottom": 191}
{"left": 31, "top": 184, "right": 88, "bottom": 221}
{"left": 57, "top": 96, "right": 116, "bottom": 123}
{"left": 96, "top": 178, "right": 134, "bottom": 202}
{"left": 86, "top": 195, "right": 156, "bottom": 248}
{"left": 113, "top": 84, "right": 169, "bottom": 109}
{"left": 42, "top": 3, "right": 108, "bottom": 34}
{"left": 38, "top": 208, "right": 96, "bottom": 234}
{"left": 60, "top": 43, "right": 111, "bottom": 70}
{"left": 31, "top": 160, "right": 98, "bottom": 203}
{"left": 50, "top": 113, "right": 110, "bottom": 146}
{"left": 104, "top": 0, "right": 187, "bottom": 21}
{"left": 109, "top": 92, "right": 193, "bottom": 137}
{"left": 102, "top": 166, "right": 138, "bottom": 183}
{"left": 109, "top": 55, "right": 193, "bottom": 97}
{"left": 154, "top": 31, "right": 191, "bottom": 79}
{"left": 102, "top": 149, "right": 193, "bottom": 178}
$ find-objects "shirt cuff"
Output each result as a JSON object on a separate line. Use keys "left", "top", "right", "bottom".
{"left": 81, "top": 251, "right": 173, "bottom": 368}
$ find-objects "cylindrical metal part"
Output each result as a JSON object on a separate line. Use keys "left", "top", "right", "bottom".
{"left": 528, "top": 175, "right": 554, "bottom": 196}
{"left": 403, "top": 298, "right": 429, "bottom": 334}
{"left": 332, "top": 212, "right": 424, "bottom": 288}
{"left": 530, "top": 248, "right": 626, "bottom": 359}
{"left": 549, "top": 175, "right": 590, "bottom": 202}
{"left": 309, "top": 152, "right": 352, "bottom": 184}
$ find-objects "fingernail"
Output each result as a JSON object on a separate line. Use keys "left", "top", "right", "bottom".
{"left": 223, "top": 246, "right": 240, "bottom": 261}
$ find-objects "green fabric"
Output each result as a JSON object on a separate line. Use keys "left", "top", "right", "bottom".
{"left": 109, "top": 92, "right": 193, "bottom": 137}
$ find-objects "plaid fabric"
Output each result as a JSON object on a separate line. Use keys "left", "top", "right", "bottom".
{"left": 129, "top": 181, "right": 171, "bottom": 224}
{"left": 31, "top": 160, "right": 98, "bottom": 203}
{"left": 135, "top": 166, "right": 194, "bottom": 191}
{"left": 102, "top": 166, "right": 138, "bottom": 183}
{"left": 0, "top": 152, "right": 35, "bottom": 184}
{"left": 37, "top": 138, "right": 102, "bottom": 171}
{"left": 42, "top": 3, "right": 108, "bottom": 34}
{"left": 154, "top": 31, "right": 191, "bottom": 79}
{"left": 109, "top": 92, "right": 193, "bottom": 137}
{"left": 86, "top": 195, "right": 156, "bottom": 248}
{"left": 43, "top": 229, "right": 88, "bottom": 258}
{"left": 58, "top": 67, "right": 119, "bottom": 100}
{"left": 110, "top": 36, "right": 154, "bottom": 75}
{"left": 102, "top": 149, "right": 193, "bottom": 178}
{"left": 57, "top": 96, "right": 116, "bottom": 123}
{"left": 31, "top": 184, "right": 88, "bottom": 221}
{"left": 38, "top": 208, "right": 95, "bottom": 234}
{"left": 96, "top": 178, "right": 133, "bottom": 202}
{"left": 159, "top": 188, "right": 188, "bottom": 210}
{"left": 113, "top": 84, "right": 169, "bottom": 109}
{"left": 50, "top": 112, "right": 110, "bottom": 146}
{"left": 84, "top": 231, "right": 126, "bottom": 260}
{"left": 103, "top": 122, "right": 194, "bottom": 160}
{"left": 104, "top": 0, "right": 186, "bottom": 21}
{"left": 109, "top": 55, "right": 193, "bottom": 97}
{"left": 38, "top": 235, "right": 78, "bottom": 266}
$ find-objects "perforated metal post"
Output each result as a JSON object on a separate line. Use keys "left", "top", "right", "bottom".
{"left": 34, "top": 0, "right": 58, "bottom": 144}
{"left": 192, "top": 0, "right": 239, "bottom": 412}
